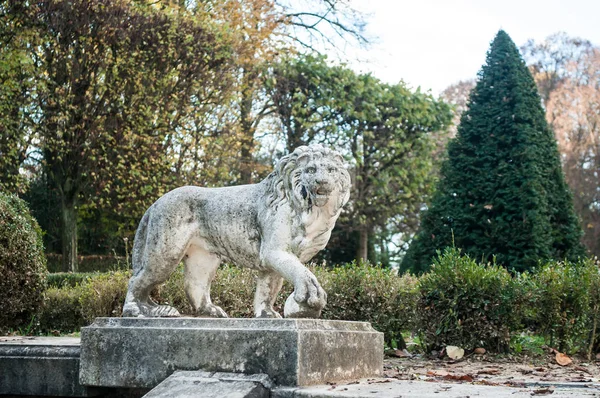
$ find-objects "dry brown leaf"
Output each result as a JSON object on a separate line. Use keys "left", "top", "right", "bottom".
{"left": 427, "top": 370, "right": 449, "bottom": 377}
{"left": 443, "top": 373, "right": 474, "bottom": 382}
{"left": 555, "top": 352, "right": 573, "bottom": 366}
{"left": 574, "top": 365, "right": 591, "bottom": 374}
{"left": 531, "top": 387, "right": 554, "bottom": 395}
{"left": 446, "top": 346, "right": 465, "bottom": 360}
{"left": 389, "top": 349, "right": 412, "bottom": 358}
{"left": 477, "top": 368, "right": 501, "bottom": 375}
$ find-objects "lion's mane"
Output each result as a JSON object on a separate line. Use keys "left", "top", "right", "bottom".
{"left": 263, "top": 145, "right": 351, "bottom": 214}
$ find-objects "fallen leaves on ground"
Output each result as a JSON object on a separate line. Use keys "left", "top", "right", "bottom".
{"left": 384, "top": 351, "right": 600, "bottom": 388}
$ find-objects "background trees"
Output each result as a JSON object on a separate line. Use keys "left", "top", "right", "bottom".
{"left": 402, "top": 30, "right": 585, "bottom": 274}
{"left": 268, "top": 54, "right": 452, "bottom": 264}
{"left": 521, "top": 34, "right": 600, "bottom": 257}
{"left": 1, "top": 0, "right": 235, "bottom": 271}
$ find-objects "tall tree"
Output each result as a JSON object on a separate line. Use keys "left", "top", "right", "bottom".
{"left": 268, "top": 54, "right": 452, "bottom": 263}
{"left": 0, "top": 0, "right": 232, "bottom": 271}
{"left": 401, "top": 30, "right": 585, "bottom": 274}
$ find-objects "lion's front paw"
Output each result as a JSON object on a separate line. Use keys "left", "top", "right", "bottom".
{"left": 196, "top": 304, "right": 228, "bottom": 318}
{"left": 294, "top": 272, "right": 327, "bottom": 310}
{"left": 284, "top": 294, "right": 322, "bottom": 318}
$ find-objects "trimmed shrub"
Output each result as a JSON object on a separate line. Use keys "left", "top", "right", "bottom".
{"left": 416, "top": 248, "right": 525, "bottom": 352}
{"left": 38, "top": 286, "right": 86, "bottom": 333}
{"left": 530, "top": 259, "right": 600, "bottom": 354}
{"left": 47, "top": 272, "right": 99, "bottom": 288}
{"left": 78, "top": 270, "right": 130, "bottom": 323}
{"left": 37, "top": 263, "right": 418, "bottom": 343}
{"left": 317, "top": 263, "right": 418, "bottom": 348}
{"left": 37, "top": 270, "right": 130, "bottom": 332}
{"left": 0, "top": 193, "right": 47, "bottom": 332}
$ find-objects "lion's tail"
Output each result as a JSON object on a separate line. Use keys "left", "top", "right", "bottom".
{"left": 131, "top": 210, "right": 150, "bottom": 275}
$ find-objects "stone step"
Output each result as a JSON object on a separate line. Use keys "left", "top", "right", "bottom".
{"left": 143, "top": 371, "right": 272, "bottom": 398}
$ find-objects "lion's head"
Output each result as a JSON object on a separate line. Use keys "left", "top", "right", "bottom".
{"left": 265, "top": 144, "right": 351, "bottom": 213}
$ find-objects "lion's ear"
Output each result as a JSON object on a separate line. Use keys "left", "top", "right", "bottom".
{"left": 292, "top": 145, "right": 312, "bottom": 165}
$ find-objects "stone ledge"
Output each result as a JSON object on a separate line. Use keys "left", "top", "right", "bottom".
{"left": 0, "top": 337, "right": 91, "bottom": 397}
{"left": 80, "top": 317, "right": 383, "bottom": 388}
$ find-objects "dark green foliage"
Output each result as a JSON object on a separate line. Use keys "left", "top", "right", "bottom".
{"left": 402, "top": 30, "right": 585, "bottom": 274}
{"left": 0, "top": 193, "right": 48, "bottom": 332}
{"left": 318, "top": 263, "right": 418, "bottom": 348}
{"left": 38, "top": 287, "right": 85, "bottom": 334}
{"left": 269, "top": 54, "right": 453, "bottom": 263}
{"left": 417, "top": 248, "right": 525, "bottom": 351}
{"left": 38, "top": 270, "right": 130, "bottom": 332}
{"left": 46, "top": 272, "right": 98, "bottom": 288}
{"left": 529, "top": 259, "right": 600, "bottom": 354}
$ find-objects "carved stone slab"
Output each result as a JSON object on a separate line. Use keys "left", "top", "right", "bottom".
{"left": 79, "top": 318, "right": 383, "bottom": 388}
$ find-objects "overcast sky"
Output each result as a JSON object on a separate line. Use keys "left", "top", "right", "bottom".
{"left": 342, "top": 0, "right": 600, "bottom": 95}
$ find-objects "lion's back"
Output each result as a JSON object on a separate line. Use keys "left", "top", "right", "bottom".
{"left": 145, "top": 184, "right": 266, "bottom": 268}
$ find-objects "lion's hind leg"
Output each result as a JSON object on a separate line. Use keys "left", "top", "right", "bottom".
{"left": 123, "top": 267, "right": 181, "bottom": 317}
{"left": 254, "top": 271, "right": 283, "bottom": 318}
{"left": 123, "top": 212, "right": 190, "bottom": 318}
{"left": 184, "top": 245, "right": 228, "bottom": 318}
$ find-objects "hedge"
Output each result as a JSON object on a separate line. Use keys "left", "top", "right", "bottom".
{"left": 33, "top": 255, "right": 600, "bottom": 356}
{"left": 37, "top": 264, "right": 418, "bottom": 347}
{"left": 0, "top": 193, "right": 47, "bottom": 333}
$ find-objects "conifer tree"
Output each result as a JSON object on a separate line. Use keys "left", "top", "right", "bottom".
{"left": 401, "top": 30, "right": 585, "bottom": 274}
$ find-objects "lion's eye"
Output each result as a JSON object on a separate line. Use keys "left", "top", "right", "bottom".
{"left": 306, "top": 167, "right": 317, "bottom": 174}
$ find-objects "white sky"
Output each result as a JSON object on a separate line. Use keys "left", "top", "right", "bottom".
{"left": 342, "top": 0, "right": 600, "bottom": 95}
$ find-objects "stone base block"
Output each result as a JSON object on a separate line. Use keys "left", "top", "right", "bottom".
{"left": 80, "top": 318, "right": 383, "bottom": 388}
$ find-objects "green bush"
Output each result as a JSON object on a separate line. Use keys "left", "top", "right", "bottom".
{"left": 47, "top": 272, "right": 99, "bottom": 288}
{"left": 37, "top": 263, "right": 418, "bottom": 343}
{"left": 37, "top": 270, "right": 130, "bottom": 332}
{"left": 78, "top": 270, "right": 130, "bottom": 323}
{"left": 416, "top": 248, "right": 525, "bottom": 352}
{"left": 38, "top": 286, "right": 86, "bottom": 333}
{"left": 0, "top": 193, "right": 48, "bottom": 333}
{"left": 317, "top": 263, "right": 418, "bottom": 348}
{"left": 529, "top": 259, "right": 600, "bottom": 354}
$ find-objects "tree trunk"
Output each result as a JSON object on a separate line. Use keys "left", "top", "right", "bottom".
{"left": 356, "top": 227, "right": 369, "bottom": 263}
{"left": 61, "top": 197, "right": 78, "bottom": 272}
{"left": 239, "top": 68, "right": 256, "bottom": 184}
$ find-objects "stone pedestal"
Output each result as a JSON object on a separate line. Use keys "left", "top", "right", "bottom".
{"left": 79, "top": 318, "right": 383, "bottom": 388}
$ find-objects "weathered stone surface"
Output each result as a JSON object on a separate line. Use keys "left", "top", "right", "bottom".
{"left": 80, "top": 318, "right": 383, "bottom": 388}
{"left": 144, "top": 371, "right": 271, "bottom": 398}
{"left": 0, "top": 337, "right": 91, "bottom": 397}
{"left": 122, "top": 144, "right": 351, "bottom": 319}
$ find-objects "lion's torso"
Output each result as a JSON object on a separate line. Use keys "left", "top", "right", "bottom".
{"left": 149, "top": 182, "right": 344, "bottom": 270}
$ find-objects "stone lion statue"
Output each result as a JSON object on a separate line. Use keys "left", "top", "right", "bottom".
{"left": 122, "top": 144, "right": 351, "bottom": 319}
